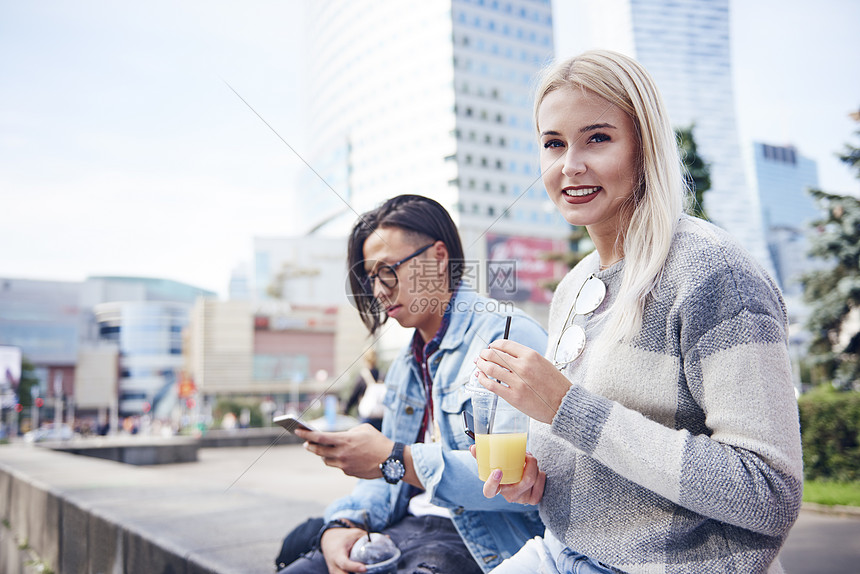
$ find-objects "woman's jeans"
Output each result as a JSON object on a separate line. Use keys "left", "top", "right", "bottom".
{"left": 490, "top": 530, "right": 616, "bottom": 574}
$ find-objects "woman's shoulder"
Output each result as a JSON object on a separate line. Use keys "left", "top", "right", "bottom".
{"left": 663, "top": 215, "right": 785, "bottom": 316}
{"left": 670, "top": 215, "right": 770, "bottom": 276}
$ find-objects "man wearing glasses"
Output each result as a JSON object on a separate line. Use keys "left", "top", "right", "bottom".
{"left": 277, "top": 195, "right": 548, "bottom": 574}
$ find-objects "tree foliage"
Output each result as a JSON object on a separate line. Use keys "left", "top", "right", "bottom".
{"left": 676, "top": 124, "right": 711, "bottom": 220}
{"left": 17, "top": 358, "right": 39, "bottom": 409}
{"left": 801, "top": 109, "right": 860, "bottom": 388}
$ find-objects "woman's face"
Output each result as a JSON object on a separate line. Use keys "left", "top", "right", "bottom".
{"left": 538, "top": 85, "right": 641, "bottom": 243}
{"left": 362, "top": 227, "right": 447, "bottom": 336}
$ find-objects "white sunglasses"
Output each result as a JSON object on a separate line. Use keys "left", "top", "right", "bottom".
{"left": 552, "top": 275, "right": 607, "bottom": 369}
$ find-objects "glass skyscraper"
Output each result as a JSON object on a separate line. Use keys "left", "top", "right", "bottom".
{"left": 749, "top": 142, "right": 821, "bottom": 298}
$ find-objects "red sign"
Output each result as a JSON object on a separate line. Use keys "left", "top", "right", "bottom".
{"left": 486, "top": 234, "right": 568, "bottom": 303}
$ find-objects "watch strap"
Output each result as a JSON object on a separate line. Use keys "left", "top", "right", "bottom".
{"left": 316, "top": 518, "right": 353, "bottom": 550}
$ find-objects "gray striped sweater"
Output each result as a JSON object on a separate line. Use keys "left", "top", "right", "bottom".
{"left": 533, "top": 215, "right": 803, "bottom": 573}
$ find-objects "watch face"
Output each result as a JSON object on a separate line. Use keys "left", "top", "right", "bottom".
{"left": 382, "top": 458, "right": 405, "bottom": 483}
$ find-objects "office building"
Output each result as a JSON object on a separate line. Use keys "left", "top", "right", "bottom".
{"left": 88, "top": 277, "right": 215, "bottom": 416}
{"left": 562, "top": 0, "right": 774, "bottom": 273}
{"left": 0, "top": 278, "right": 83, "bottom": 402}
{"left": 748, "top": 141, "right": 822, "bottom": 298}
{"left": 304, "top": 0, "right": 569, "bottom": 306}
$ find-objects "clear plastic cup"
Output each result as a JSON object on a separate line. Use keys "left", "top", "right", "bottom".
{"left": 467, "top": 378, "right": 529, "bottom": 484}
{"left": 349, "top": 532, "right": 401, "bottom": 574}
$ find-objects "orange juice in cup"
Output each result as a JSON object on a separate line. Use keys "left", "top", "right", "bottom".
{"left": 475, "top": 431, "right": 528, "bottom": 483}
{"left": 467, "top": 377, "right": 530, "bottom": 484}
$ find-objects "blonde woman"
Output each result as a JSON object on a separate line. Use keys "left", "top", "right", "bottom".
{"left": 473, "top": 50, "right": 803, "bottom": 573}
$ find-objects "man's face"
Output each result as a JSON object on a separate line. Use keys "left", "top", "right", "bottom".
{"left": 362, "top": 227, "right": 447, "bottom": 333}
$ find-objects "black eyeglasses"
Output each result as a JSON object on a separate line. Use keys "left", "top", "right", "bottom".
{"left": 365, "top": 243, "right": 435, "bottom": 291}
{"left": 552, "top": 274, "right": 606, "bottom": 369}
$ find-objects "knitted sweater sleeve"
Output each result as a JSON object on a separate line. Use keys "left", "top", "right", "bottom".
{"left": 550, "top": 243, "right": 804, "bottom": 537}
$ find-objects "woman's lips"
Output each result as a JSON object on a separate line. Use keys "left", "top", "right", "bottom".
{"left": 562, "top": 186, "right": 601, "bottom": 204}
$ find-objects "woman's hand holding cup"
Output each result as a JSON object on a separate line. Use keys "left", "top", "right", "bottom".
{"left": 470, "top": 444, "right": 546, "bottom": 505}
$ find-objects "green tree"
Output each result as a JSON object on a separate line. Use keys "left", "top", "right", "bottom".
{"left": 16, "top": 358, "right": 39, "bottom": 409}
{"left": 676, "top": 124, "right": 711, "bottom": 220}
{"left": 801, "top": 109, "right": 860, "bottom": 388}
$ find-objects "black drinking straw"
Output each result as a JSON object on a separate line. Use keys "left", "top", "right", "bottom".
{"left": 362, "top": 510, "right": 371, "bottom": 542}
{"left": 486, "top": 316, "right": 511, "bottom": 434}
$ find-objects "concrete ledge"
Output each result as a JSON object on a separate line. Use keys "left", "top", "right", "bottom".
{"left": 0, "top": 442, "right": 353, "bottom": 574}
{"left": 43, "top": 435, "right": 200, "bottom": 465}
{"left": 199, "top": 427, "right": 303, "bottom": 448}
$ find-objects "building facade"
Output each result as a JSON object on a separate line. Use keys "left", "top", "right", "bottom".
{"left": 0, "top": 278, "right": 84, "bottom": 406}
{"left": 303, "top": 0, "right": 569, "bottom": 305}
{"left": 748, "top": 141, "right": 822, "bottom": 299}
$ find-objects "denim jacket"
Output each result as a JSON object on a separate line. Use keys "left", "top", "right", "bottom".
{"left": 324, "top": 289, "right": 548, "bottom": 572}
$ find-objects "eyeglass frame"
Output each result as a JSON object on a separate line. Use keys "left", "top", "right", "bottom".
{"left": 552, "top": 274, "right": 607, "bottom": 369}
{"left": 364, "top": 242, "right": 436, "bottom": 291}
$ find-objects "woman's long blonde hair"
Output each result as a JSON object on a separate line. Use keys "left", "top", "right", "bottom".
{"left": 534, "top": 50, "right": 691, "bottom": 344}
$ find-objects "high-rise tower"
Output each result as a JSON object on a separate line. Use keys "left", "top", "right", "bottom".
{"left": 748, "top": 142, "right": 821, "bottom": 298}
{"left": 304, "top": 0, "right": 568, "bottom": 304}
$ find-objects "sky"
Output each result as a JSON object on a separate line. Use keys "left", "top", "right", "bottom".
{"left": 1, "top": 0, "right": 858, "bottom": 299}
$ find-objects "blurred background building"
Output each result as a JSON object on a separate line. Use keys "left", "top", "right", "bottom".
{"left": 750, "top": 142, "right": 823, "bottom": 300}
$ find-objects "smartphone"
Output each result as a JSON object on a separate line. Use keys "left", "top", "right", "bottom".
{"left": 463, "top": 410, "right": 475, "bottom": 440}
{"left": 273, "top": 414, "right": 317, "bottom": 434}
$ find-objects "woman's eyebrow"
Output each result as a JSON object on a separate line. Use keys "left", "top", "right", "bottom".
{"left": 579, "top": 122, "right": 616, "bottom": 133}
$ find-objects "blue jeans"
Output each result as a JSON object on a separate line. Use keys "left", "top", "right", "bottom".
{"left": 279, "top": 515, "right": 484, "bottom": 574}
{"left": 490, "top": 530, "right": 617, "bottom": 574}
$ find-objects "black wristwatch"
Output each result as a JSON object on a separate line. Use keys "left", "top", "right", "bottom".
{"left": 379, "top": 442, "right": 406, "bottom": 484}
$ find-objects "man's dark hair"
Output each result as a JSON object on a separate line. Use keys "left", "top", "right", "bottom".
{"left": 347, "top": 195, "right": 465, "bottom": 335}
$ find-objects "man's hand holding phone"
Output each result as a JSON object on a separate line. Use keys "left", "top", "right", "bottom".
{"left": 296, "top": 424, "right": 395, "bottom": 480}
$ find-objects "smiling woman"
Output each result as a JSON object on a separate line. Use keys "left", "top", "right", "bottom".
{"left": 472, "top": 50, "right": 803, "bottom": 574}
